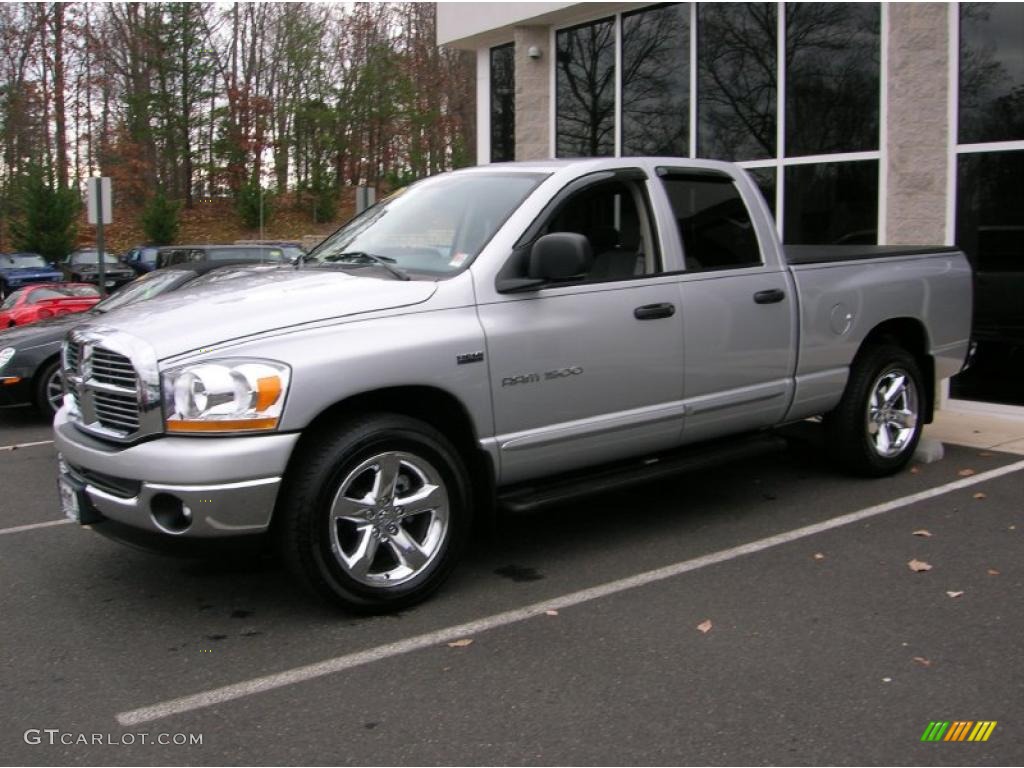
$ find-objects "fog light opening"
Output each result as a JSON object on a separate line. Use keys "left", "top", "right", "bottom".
{"left": 151, "top": 493, "right": 193, "bottom": 533}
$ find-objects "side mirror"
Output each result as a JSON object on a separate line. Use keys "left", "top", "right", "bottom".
{"left": 528, "top": 232, "right": 592, "bottom": 281}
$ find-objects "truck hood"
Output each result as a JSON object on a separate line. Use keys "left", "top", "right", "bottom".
{"left": 84, "top": 268, "right": 438, "bottom": 360}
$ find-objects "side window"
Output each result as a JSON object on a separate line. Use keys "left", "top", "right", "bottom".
{"left": 660, "top": 174, "right": 762, "bottom": 271}
{"left": 542, "top": 179, "right": 661, "bottom": 282}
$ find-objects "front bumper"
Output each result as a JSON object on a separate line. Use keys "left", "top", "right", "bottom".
{"left": 53, "top": 407, "right": 299, "bottom": 539}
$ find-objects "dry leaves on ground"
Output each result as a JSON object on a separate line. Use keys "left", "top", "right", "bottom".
{"left": 912, "top": 529, "right": 932, "bottom": 537}
{"left": 958, "top": 468, "right": 976, "bottom": 477}
{"left": 910, "top": 466, "right": 920, "bottom": 474}
{"left": 544, "top": 610, "right": 559, "bottom": 616}
{"left": 696, "top": 619, "right": 713, "bottom": 634}
{"left": 987, "top": 568, "right": 1001, "bottom": 576}
{"left": 447, "top": 638, "right": 474, "bottom": 648}
{"left": 979, "top": 451, "right": 993, "bottom": 457}
{"left": 912, "top": 656, "right": 933, "bottom": 667}
{"left": 946, "top": 590, "right": 965, "bottom": 599}
{"left": 813, "top": 552, "right": 825, "bottom": 561}
{"left": 908, "top": 559, "right": 933, "bottom": 572}
{"left": 973, "top": 492, "right": 987, "bottom": 500}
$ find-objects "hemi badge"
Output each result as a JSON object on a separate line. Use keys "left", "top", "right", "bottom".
{"left": 457, "top": 351, "right": 485, "bottom": 365}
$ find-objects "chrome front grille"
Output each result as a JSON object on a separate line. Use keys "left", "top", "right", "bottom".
{"left": 62, "top": 329, "right": 160, "bottom": 443}
{"left": 93, "top": 390, "right": 141, "bottom": 431}
{"left": 91, "top": 347, "right": 137, "bottom": 389}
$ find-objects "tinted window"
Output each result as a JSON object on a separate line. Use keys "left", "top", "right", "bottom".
{"left": 556, "top": 18, "right": 616, "bottom": 158}
{"left": 785, "top": 3, "right": 880, "bottom": 157}
{"left": 621, "top": 4, "right": 689, "bottom": 157}
{"left": 205, "top": 247, "right": 284, "bottom": 262}
{"left": 697, "top": 3, "right": 777, "bottom": 161}
{"left": 956, "top": 150, "right": 1024, "bottom": 273}
{"left": 661, "top": 174, "right": 762, "bottom": 270}
{"left": 539, "top": 179, "right": 661, "bottom": 281}
{"left": 490, "top": 43, "right": 515, "bottom": 163}
{"left": 959, "top": 3, "right": 1024, "bottom": 144}
{"left": 783, "top": 160, "right": 878, "bottom": 244}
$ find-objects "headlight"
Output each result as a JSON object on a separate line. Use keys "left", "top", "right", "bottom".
{"left": 0, "top": 347, "right": 14, "bottom": 371}
{"left": 162, "top": 359, "right": 290, "bottom": 434}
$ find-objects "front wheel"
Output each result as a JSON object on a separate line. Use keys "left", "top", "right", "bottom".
{"left": 279, "top": 414, "right": 471, "bottom": 612}
{"left": 825, "top": 344, "right": 924, "bottom": 476}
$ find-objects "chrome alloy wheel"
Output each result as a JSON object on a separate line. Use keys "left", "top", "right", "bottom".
{"left": 45, "top": 368, "right": 64, "bottom": 414}
{"left": 865, "top": 368, "right": 919, "bottom": 458}
{"left": 328, "top": 451, "right": 449, "bottom": 587}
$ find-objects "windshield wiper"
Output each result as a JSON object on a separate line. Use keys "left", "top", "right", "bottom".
{"left": 319, "top": 251, "right": 410, "bottom": 281}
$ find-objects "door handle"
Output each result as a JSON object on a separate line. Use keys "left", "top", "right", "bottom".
{"left": 753, "top": 289, "right": 785, "bottom": 304}
{"left": 634, "top": 302, "right": 676, "bottom": 320}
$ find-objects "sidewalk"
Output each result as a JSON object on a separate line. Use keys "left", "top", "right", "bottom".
{"left": 925, "top": 407, "right": 1024, "bottom": 455}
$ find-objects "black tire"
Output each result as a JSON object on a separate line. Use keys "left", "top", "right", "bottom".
{"left": 825, "top": 344, "right": 924, "bottom": 477}
{"left": 34, "top": 358, "right": 64, "bottom": 418}
{"left": 279, "top": 413, "right": 472, "bottom": 612}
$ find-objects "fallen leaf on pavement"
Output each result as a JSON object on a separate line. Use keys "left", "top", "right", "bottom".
{"left": 910, "top": 466, "right": 920, "bottom": 474}
{"left": 973, "top": 492, "right": 987, "bottom": 500}
{"left": 912, "top": 529, "right": 932, "bottom": 537}
{"left": 979, "top": 451, "right": 993, "bottom": 457}
{"left": 696, "top": 619, "right": 713, "bottom": 634}
{"left": 946, "top": 590, "right": 964, "bottom": 599}
{"left": 545, "top": 610, "right": 559, "bottom": 616}
{"left": 912, "top": 656, "right": 932, "bottom": 667}
{"left": 882, "top": 677, "right": 893, "bottom": 683}
{"left": 447, "top": 638, "right": 474, "bottom": 648}
{"left": 987, "top": 568, "right": 1000, "bottom": 576}
{"left": 908, "top": 559, "right": 932, "bottom": 572}
{"left": 813, "top": 552, "right": 825, "bottom": 560}
{"left": 958, "top": 468, "right": 976, "bottom": 477}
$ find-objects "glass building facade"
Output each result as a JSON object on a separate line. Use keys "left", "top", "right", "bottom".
{"left": 473, "top": 1, "right": 1023, "bottom": 411}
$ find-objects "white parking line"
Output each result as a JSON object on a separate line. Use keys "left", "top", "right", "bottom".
{"left": 0, "top": 519, "right": 72, "bottom": 536}
{"left": 115, "top": 457, "right": 1024, "bottom": 727}
{"left": 0, "top": 439, "right": 55, "bottom": 452}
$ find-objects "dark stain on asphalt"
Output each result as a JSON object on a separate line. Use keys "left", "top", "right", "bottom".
{"left": 494, "top": 564, "right": 545, "bottom": 582}
{"left": 206, "top": 634, "right": 228, "bottom": 641}
{"left": 364, "top": 722, "right": 379, "bottom": 730}
{"left": 230, "top": 609, "right": 254, "bottom": 619}
{"left": 241, "top": 630, "right": 263, "bottom": 637}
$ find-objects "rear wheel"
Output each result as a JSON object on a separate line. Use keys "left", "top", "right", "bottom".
{"left": 279, "top": 413, "right": 471, "bottom": 612}
{"left": 825, "top": 344, "right": 924, "bottom": 476}
{"left": 34, "top": 359, "right": 64, "bottom": 418}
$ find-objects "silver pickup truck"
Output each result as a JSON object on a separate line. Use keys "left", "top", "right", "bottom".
{"left": 54, "top": 158, "right": 972, "bottom": 611}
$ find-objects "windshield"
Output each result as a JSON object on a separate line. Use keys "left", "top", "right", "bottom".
{"left": 1, "top": 292, "right": 18, "bottom": 309}
{"left": 95, "top": 270, "right": 192, "bottom": 313}
{"left": 206, "top": 247, "right": 284, "bottom": 262}
{"left": 70, "top": 251, "right": 119, "bottom": 265}
{"left": 307, "top": 173, "right": 546, "bottom": 276}
{"left": 0, "top": 254, "right": 47, "bottom": 269}
{"left": 28, "top": 285, "right": 99, "bottom": 303}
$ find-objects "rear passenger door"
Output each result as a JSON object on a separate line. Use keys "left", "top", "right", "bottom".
{"left": 657, "top": 169, "right": 797, "bottom": 443}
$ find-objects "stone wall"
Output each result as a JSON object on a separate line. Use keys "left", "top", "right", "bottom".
{"left": 885, "top": 3, "right": 950, "bottom": 245}
{"left": 514, "top": 26, "right": 551, "bottom": 161}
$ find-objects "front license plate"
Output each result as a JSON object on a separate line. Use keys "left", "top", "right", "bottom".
{"left": 59, "top": 478, "right": 80, "bottom": 522}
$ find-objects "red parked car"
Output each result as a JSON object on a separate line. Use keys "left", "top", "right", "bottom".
{"left": 0, "top": 283, "right": 101, "bottom": 328}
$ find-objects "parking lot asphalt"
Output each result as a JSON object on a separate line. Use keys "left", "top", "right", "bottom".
{"left": 1, "top": 405, "right": 1021, "bottom": 766}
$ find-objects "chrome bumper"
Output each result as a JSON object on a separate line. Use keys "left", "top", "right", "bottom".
{"left": 53, "top": 407, "right": 299, "bottom": 538}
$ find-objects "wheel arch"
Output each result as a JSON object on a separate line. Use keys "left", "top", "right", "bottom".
{"left": 278, "top": 385, "right": 497, "bottom": 533}
{"left": 856, "top": 317, "right": 935, "bottom": 424}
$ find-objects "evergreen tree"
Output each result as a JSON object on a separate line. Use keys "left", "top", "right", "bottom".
{"left": 10, "top": 170, "right": 78, "bottom": 262}
{"left": 141, "top": 190, "right": 180, "bottom": 245}
{"left": 235, "top": 180, "right": 273, "bottom": 230}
